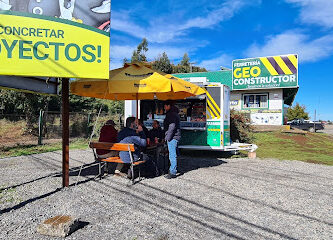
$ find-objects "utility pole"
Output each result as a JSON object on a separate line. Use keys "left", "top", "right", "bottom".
{"left": 314, "top": 109, "right": 316, "bottom": 122}
{"left": 314, "top": 109, "right": 316, "bottom": 132}
{"left": 189, "top": 62, "right": 196, "bottom": 73}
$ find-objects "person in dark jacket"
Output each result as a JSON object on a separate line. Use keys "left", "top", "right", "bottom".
{"left": 138, "top": 119, "right": 149, "bottom": 138}
{"left": 148, "top": 120, "right": 164, "bottom": 143}
{"left": 117, "top": 117, "right": 147, "bottom": 170}
{"left": 163, "top": 101, "right": 181, "bottom": 179}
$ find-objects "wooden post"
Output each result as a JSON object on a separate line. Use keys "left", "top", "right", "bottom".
{"left": 62, "top": 78, "right": 69, "bottom": 187}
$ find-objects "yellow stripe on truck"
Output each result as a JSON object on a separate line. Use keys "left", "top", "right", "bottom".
{"left": 207, "top": 98, "right": 220, "bottom": 118}
{"left": 206, "top": 107, "right": 214, "bottom": 119}
{"left": 205, "top": 91, "right": 221, "bottom": 113}
{"left": 208, "top": 129, "right": 220, "bottom": 132}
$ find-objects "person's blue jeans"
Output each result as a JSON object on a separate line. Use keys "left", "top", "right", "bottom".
{"left": 167, "top": 139, "right": 178, "bottom": 175}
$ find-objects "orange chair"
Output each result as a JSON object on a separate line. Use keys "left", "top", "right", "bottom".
{"left": 89, "top": 142, "right": 146, "bottom": 184}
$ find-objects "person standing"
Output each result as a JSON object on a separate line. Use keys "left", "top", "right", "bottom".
{"left": 163, "top": 101, "right": 181, "bottom": 179}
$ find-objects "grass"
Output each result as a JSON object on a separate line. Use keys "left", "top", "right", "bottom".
{"left": 0, "top": 138, "right": 89, "bottom": 158}
{"left": 254, "top": 131, "right": 333, "bottom": 165}
{"left": 1, "top": 122, "right": 333, "bottom": 166}
{"left": 0, "top": 186, "right": 17, "bottom": 204}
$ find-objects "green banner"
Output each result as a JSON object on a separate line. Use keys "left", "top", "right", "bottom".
{"left": 232, "top": 54, "right": 298, "bottom": 90}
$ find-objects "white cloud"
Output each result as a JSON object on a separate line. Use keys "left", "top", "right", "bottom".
{"left": 286, "top": 0, "right": 333, "bottom": 28}
{"left": 245, "top": 30, "right": 333, "bottom": 63}
{"left": 181, "top": 0, "right": 249, "bottom": 29}
{"left": 111, "top": 0, "right": 259, "bottom": 43}
{"left": 199, "top": 54, "right": 234, "bottom": 71}
{"left": 111, "top": 11, "right": 146, "bottom": 40}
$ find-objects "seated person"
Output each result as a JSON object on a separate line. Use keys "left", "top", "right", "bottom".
{"left": 138, "top": 119, "right": 149, "bottom": 138}
{"left": 96, "top": 120, "right": 118, "bottom": 158}
{"left": 116, "top": 117, "right": 147, "bottom": 176}
{"left": 148, "top": 120, "right": 164, "bottom": 144}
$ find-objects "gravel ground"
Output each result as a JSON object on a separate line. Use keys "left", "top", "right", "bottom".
{"left": 320, "top": 124, "right": 333, "bottom": 135}
{"left": 0, "top": 150, "right": 332, "bottom": 240}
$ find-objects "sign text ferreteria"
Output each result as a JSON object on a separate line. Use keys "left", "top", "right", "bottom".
{"left": 232, "top": 54, "right": 298, "bottom": 90}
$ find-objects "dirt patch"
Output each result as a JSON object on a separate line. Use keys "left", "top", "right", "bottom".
{"left": 0, "top": 138, "right": 63, "bottom": 150}
{"left": 305, "top": 159, "right": 322, "bottom": 164}
{"left": 0, "top": 119, "right": 64, "bottom": 148}
{"left": 278, "top": 132, "right": 308, "bottom": 146}
{"left": 276, "top": 132, "right": 333, "bottom": 156}
{"left": 0, "top": 120, "right": 35, "bottom": 147}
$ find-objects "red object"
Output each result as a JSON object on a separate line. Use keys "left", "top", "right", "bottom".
{"left": 97, "top": 125, "right": 118, "bottom": 155}
{"left": 98, "top": 21, "right": 110, "bottom": 30}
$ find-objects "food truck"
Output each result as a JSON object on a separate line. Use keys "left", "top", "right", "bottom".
{"left": 125, "top": 80, "right": 257, "bottom": 152}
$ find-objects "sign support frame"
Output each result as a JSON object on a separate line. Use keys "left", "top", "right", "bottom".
{"left": 62, "top": 78, "right": 69, "bottom": 188}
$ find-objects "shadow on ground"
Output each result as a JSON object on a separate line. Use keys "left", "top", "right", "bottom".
{"left": 0, "top": 150, "right": 228, "bottom": 214}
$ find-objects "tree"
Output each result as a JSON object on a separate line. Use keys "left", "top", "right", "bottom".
{"left": 230, "top": 109, "right": 254, "bottom": 143}
{"left": 191, "top": 65, "right": 207, "bottom": 73}
{"left": 123, "top": 57, "right": 129, "bottom": 64}
{"left": 171, "top": 53, "right": 207, "bottom": 73}
{"left": 180, "top": 53, "right": 190, "bottom": 67}
{"left": 131, "top": 38, "right": 148, "bottom": 62}
{"left": 152, "top": 52, "right": 173, "bottom": 74}
{"left": 122, "top": 39, "right": 207, "bottom": 73}
{"left": 286, "top": 103, "right": 309, "bottom": 121}
{"left": 173, "top": 53, "right": 191, "bottom": 73}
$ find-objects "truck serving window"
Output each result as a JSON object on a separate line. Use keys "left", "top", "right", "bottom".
{"left": 243, "top": 93, "right": 268, "bottom": 109}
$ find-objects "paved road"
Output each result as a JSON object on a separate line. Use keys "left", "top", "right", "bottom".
{"left": 1, "top": 150, "right": 332, "bottom": 239}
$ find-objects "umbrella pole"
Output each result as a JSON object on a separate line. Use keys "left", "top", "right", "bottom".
{"left": 136, "top": 93, "right": 139, "bottom": 119}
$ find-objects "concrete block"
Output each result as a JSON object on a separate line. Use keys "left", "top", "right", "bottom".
{"left": 248, "top": 151, "right": 256, "bottom": 159}
{"left": 37, "top": 215, "right": 80, "bottom": 238}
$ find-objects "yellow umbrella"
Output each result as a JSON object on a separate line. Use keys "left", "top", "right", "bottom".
{"left": 70, "top": 62, "right": 205, "bottom": 101}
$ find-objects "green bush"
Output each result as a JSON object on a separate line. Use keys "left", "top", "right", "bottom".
{"left": 230, "top": 109, "right": 254, "bottom": 143}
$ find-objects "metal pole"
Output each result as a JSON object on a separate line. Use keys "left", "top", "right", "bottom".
{"left": 62, "top": 78, "right": 69, "bottom": 187}
{"left": 189, "top": 62, "right": 196, "bottom": 73}
{"left": 38, "top": 110, "right": 44, "bottom": 145}
{"left": 87, "top": 113, "right": 91, "bottom": 138}
{"left": 136, "top": 93, "right": 139, "bottom": 119}
{"left": 314, "top": 109, "right": 316, "bottom": 132}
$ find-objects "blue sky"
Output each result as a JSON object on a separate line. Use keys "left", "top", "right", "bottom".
{"left": 110, "top": 0, "right": 333, "bottom": 120}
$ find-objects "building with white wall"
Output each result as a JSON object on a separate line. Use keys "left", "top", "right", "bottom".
{"left": 174, "top": 55, "right": 298, "bottom": 126}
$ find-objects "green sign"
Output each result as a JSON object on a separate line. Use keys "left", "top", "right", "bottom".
{"left": 232, "top": 54, "right": 298, "bottom": 90}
